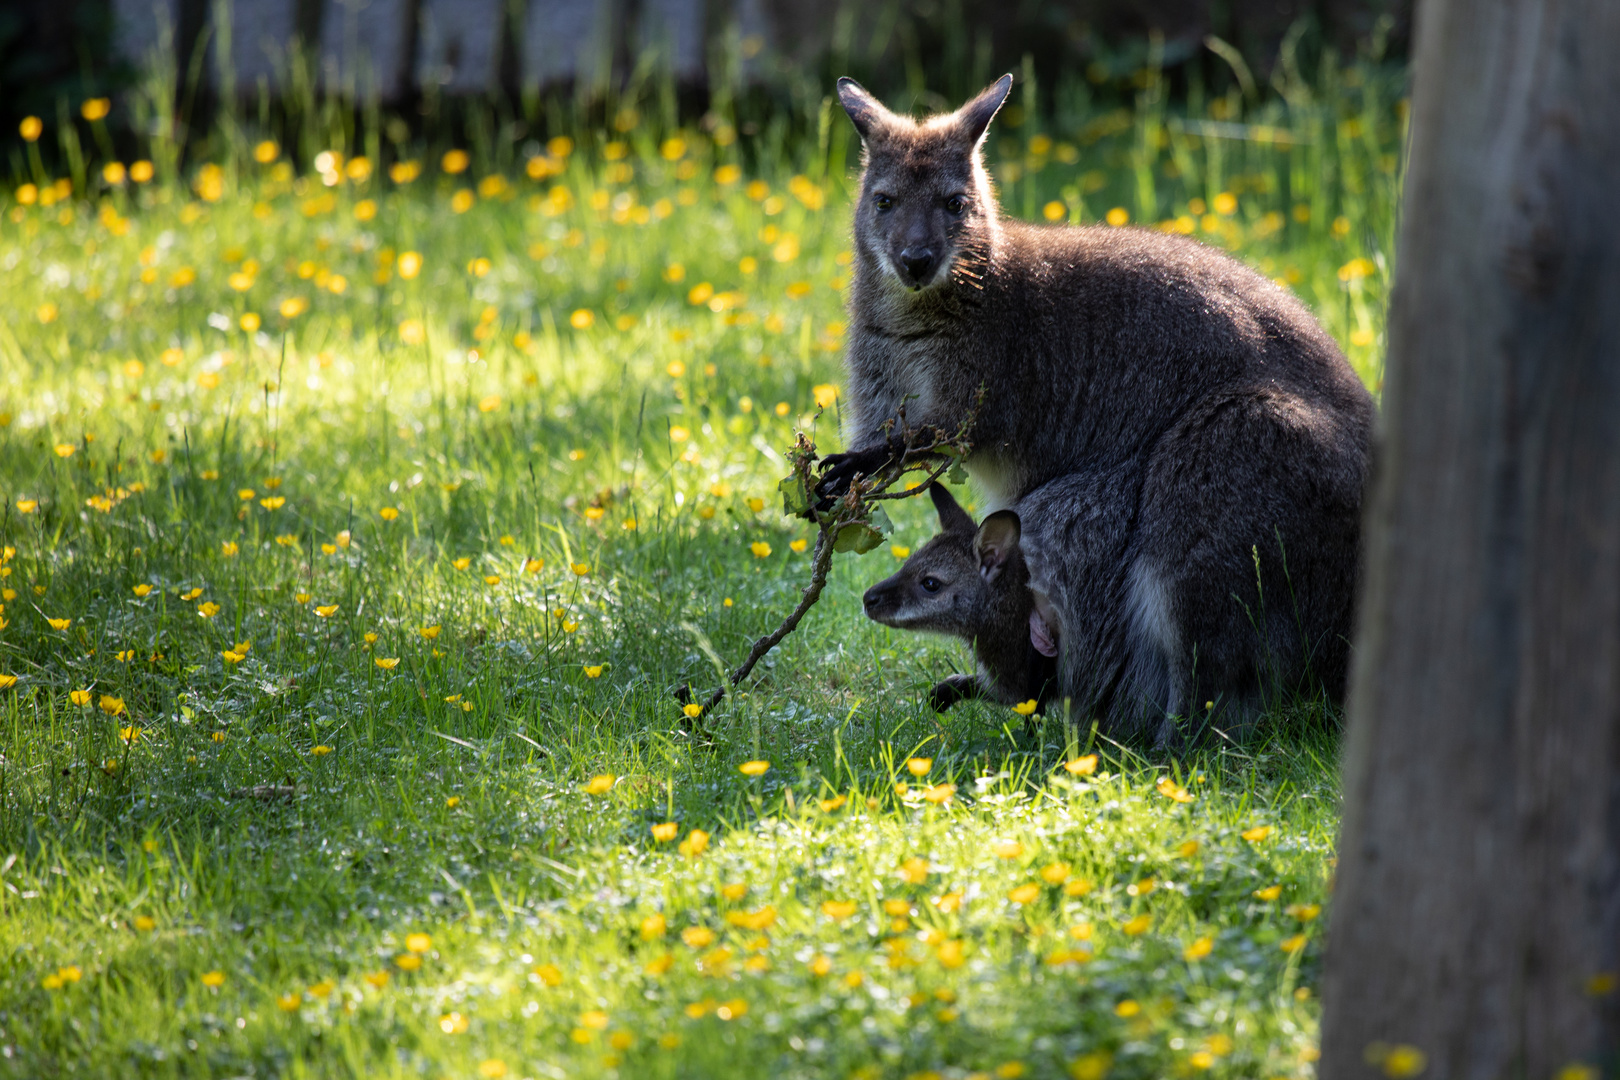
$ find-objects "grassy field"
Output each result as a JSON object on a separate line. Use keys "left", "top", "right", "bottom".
{"left": 0, "top": 57, "right": 1399, "bottom": 1079}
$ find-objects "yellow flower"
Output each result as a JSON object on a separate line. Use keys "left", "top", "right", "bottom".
{"left": 19, "top": 116, "right": 43, "bottom": 141}
{"left": 922, "top": 783, "right": 956, "bottom": 804}
{"left": 681, "top": 926, "right": 715, "bottom": 948}
{"left": 420, "top": 626, "right": 441, "bottom": 639}
{"left": 363, "top": 970, "right": 389, "bottom": 989}
{"left": 738, "top": 759, "right": 770, "bottom": 777}
{"left": 395, "top": 954, "right": 421, "bottom": 971}
{"left": 211, "top": 731, "right": 226, "bottom": 742}
{"left": 406, "top": 933, "right": 432, "bottom": 953}
{"left": 533, "top": 962, "right": 563, "bottom": 985}
{"left": 584, "top": 665, "right": 604, "bottom": 678}
{"left": 200, "top": 971, "right": 226, "bottom": 988}
{"left": 375, "top": 657, "right": 400, "bottom": 670}
{"left": 315, "top": 605, "right": 339, "bottom": 617}
{"left": 571, "top": 562, "right": 590, "bottom": 576}
{"left": 220, "top": 541, "right": 239, "bottom": 557}
{"left": 569, "top": 309, "right": 595, "bottom": 329}
{"left": 117, "top": 723, "right": 139, "bottom": 741}
{"left": 749, "top": 541, "right": 771, "bottom": 558}
{"left": 1156, "top": 776, "right": 1196, "bottom": 803}
{"left": 198, "top": 601, "right": 220, "bottom": 618}
{"left": 81, "top": 98, "right": 111, "bottom": 121}
{"left": 678, "top": 829, "right": 710, "bottom": 857}
{"left": 70, "top": 689, "right": 92, "bottom": 706}
{"left": 0, "top": 675, "right": 16, "bottom": 690}
{"left": 1063, "top": 754, "right": 1098, "bottom": 775}
{"left": 1241, "top": 825, "right": 1273, "bottom": 842}
{"left": 1254, "top": 884, "right": 1282, "bottom": 901}
{"left": 524, "top": 557, "right": 544, "bottom": 573}
{"left": 1286, "top": 903, "right": 1322, "bottom": 922}
{"left": 1184, "top": 936, "right": 1214, "bottom": 961}
{"left": 222, "top": 649, "right": 244, "bottom": 663}
{"left": 17, "top": 500, "right": 37, "bottom": 513}
{"left": 904, "top": 757, "right": 932, "bottom": 776}
{"left": 819, "top": 794, "right": 846, "bottom": 812}
{"left": 682, "top": 702, "right": 703, "bottom": 719}
{"left": 1279, "top": 934, "right": 1308, "bottom": 953}
{"left": 1008, "top": 883, "right": 1041, "bottom": 904}
{"left": 398, "top": 319, "right": 426, "bottom": 345}
{"left": 47, "top": 617, "right": 72, "bottom": 630}
{"left": 1179, "top": 839, "right": 1200, "bottom": 857}
{"left": 1041, "top": 862, "right": 1071, "bottom": 884}
{"left": 279, "top": 297, "right": 308, "bottom": 319}
{"left": 789, "top": 538, "right": 808, "bottom": 553}
{"left": 1011, "top": 699, "right": 1039, "bottom": 716}
{"left": 898, "top": 857, "right": 930, "bottom": 884}
{"left": 992, "top": 839, "right": 1025, "bottom": 859}
{"left": 477, "top": 1061, "right": 508, "bottom": 1079}
{"left": 439, "top": 1011, "right": 469, "bottom": 1034}
{"left": 1105, "top": 207, "right": 1129, "bottom": 226}
{"left": 379, "top": 507, "right": 399, "bottom": 521}
{"left": 584, "top": 774, "right": 616, "bottom": 795}
{"left": 311, "top": 745, "right": 333, "bottom": 756}
{"left": 562, "top": 620, "right": 579, "bottom": 633}
{"left": 483, "top": 574, "right": 501, "bottom": 586}
{"left": 1122, "top": 914, "right": 1152, "bottom": 935}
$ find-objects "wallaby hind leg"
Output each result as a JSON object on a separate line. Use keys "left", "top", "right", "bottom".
{"left": 1134, "top": 387, "right": 1369, "bottom": 723}
{"left": 928, "top": 673, "right": 983, "bottom": 712}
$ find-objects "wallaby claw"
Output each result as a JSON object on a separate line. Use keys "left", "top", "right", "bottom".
{"left": 814, "top": 447, "right": 892, "bottom": 506}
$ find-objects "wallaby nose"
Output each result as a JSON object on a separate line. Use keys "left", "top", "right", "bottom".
{"left": 899, "top": 248, "right": 935, "bottom": 284}
{"left": 862, "top": 583, "right": 889, "bottom": 618}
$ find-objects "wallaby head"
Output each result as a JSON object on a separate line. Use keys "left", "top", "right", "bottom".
{"left": 862, "top": 484, "right": 1025, "bottom": 637}
{"left": 837, "top": 75, "right": 1012, "bottom": 291}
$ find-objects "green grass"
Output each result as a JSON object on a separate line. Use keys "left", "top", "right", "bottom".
{"left": 0, "top": 56, "right": 1398, "bottom": 1079}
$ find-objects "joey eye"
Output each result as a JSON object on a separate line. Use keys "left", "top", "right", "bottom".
{"left": 873, "top": 192, "right": 893, "bottom": 212}
{"left": 945, "top": 194, "right": 966, "bottom": 216}
{"left": 920, "top": 576, "right": 943, "bottom": 593}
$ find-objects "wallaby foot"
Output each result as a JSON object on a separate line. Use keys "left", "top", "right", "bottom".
{"left": 929, "top": 673, "right": 982, "bottom": 712}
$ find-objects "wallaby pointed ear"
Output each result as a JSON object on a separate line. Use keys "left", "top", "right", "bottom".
{"left": 837, "top": 77, "right": 892, "bottom": 142}
{"left": 974, "top": 510, "right": 1022, "bottom": 583}
{"left": 955, "top": 74, "right": 1013, "bottom": 147}
{"left": 929, "top": 483, "right": 977, "bottom": 536}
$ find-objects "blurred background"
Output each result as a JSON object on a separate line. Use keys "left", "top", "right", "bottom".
{"left": 5, "top": 0, "right": 1409, "bottom": 163}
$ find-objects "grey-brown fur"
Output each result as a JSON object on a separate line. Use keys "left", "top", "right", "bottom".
{"left": 862, "top": 484, "right": 1056, "bottom": 712}
{"left": 826, "top": 76, "right": 1374, "bottom": 742}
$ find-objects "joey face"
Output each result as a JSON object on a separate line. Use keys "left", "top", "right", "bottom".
{"left": 838, "top": 76, "right": 1012, "bottom": 291}
{"left": 862, "top": 483, "right": 1030, "bottom": 643}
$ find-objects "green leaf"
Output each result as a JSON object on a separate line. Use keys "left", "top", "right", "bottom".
{"left": 777, "top": 472, "right": 812, "bottom": 516}
{"left": 947, "top": 460, "right": 968, "bottom": 485}
{"left": 833, "top": 505, "right": 893, "bottom": 554}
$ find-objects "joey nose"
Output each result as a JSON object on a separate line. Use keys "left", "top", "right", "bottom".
{"left": 899, "top": 248, "right": 935, "bottom": 284}
{"left": 862, "top": 583, "right": 892, "bottom": 619}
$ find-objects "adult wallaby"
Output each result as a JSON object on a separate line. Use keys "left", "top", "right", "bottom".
{"left": 824, "top": 76, "right": 1374, "bottom": 739}
{"left": 863, "top": 484, "right": 1056, "bottom": 713}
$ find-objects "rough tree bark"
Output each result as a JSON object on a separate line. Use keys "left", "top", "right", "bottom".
{"left": 1320, "top": 1, "right": 1620, "bottom": 1077}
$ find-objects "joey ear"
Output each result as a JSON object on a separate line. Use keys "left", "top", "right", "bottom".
{"left": 974, "top": 510, "right": 1022, "bottom": 583}
{"left": 955, "top": 74, "right": 1014, "bottom": 147}
{"left": 837, "top": 77, "right": 893, "bottom": 141}
{"left": 929, "top": 482, "right": 977, "bottom": 536}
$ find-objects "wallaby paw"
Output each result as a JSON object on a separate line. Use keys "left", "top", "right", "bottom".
{"left": 814, "top": 447, "right": 892, "bottom": 504}
{"left": 928, "top": 674, "right": 979, "bottom": 712}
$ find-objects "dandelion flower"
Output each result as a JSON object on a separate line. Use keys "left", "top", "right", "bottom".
{"left": 738, "top": 759, "right": 769, "bottom": 777}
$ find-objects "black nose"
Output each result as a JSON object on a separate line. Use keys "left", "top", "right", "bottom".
{"left": 899, "top": 248, "right": 935, "bottom": 283}
{"left": 862, "top": 584, "right": 887, "bottom": 617}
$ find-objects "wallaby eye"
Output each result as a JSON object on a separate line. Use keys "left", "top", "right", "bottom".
{"left": 920, "top": 576, "right": 942, "bottom": 593}
{"left": 873, "top": 192, "right": 894, "bottom": 212}
{"left": 945, "top": 194, "right": 966, "bottom": 216}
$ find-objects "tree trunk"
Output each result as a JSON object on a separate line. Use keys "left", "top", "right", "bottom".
{"left": 1321, "top": 2, "right": 1620, "bottom": 1078}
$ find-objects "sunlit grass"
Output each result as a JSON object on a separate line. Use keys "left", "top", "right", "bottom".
{"left": 0, "top": 55, "right": 1399, "bottom": 1078}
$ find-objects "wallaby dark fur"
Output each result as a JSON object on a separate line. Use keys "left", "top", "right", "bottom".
{"left": 827, "top": 76, "right": 1374, "bottom": 743}
{"left": 863, "top": 484, "right": 1056, "bottom": 712}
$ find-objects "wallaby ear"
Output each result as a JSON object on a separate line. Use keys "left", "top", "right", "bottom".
{"left": 974, "top": 510, "right": 1022, "bottom": 583}
{"left": 929, "top": 483, "right": 977, "bottom": 536}
{"left": 837, "top": 77, "right": 893, "bottom": 142}
{"left": 955, "top": 74, "right": 1013, "bottom": 147}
